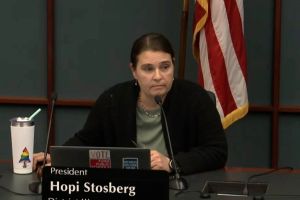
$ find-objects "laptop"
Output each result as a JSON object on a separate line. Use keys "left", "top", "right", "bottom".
{"left": 50, "top": 146, "right": 151, "bottom": 170}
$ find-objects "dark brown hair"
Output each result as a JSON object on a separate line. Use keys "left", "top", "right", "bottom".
{"left": 130, "top": 33, "right": 175, "bottom": 68}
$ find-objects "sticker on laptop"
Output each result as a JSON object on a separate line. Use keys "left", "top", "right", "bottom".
{"left": 89, "top": 150, "right": 111, "bottom": 168}
{"left": 122, "top": 157, "right": 139, "bottom": 169}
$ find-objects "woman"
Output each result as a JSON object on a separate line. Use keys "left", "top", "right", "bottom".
{"left": 34, "top": 32, "right": 227, "bottom": 175}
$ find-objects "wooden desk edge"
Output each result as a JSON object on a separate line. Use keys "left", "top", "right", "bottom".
{"left": 225, "top": 167, "right": 300, "bottom": 174}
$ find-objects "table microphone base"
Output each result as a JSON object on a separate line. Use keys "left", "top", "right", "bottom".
{"left": 28, "top": 181, "right": 42, "bottom": 194}
{"left": 169, "top": 176, "right": 188, "bottom": 190}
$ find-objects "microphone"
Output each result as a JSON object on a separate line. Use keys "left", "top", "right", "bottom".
{"left": 154, "top": 95, "right": 187, "bottom": 190}
{"left": 242, "top": 166, "right": 293, "bottom": 197}
{"left": 29, "top": 92, "right": 57, "bottom": 194}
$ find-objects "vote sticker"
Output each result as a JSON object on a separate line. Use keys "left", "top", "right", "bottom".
{"left": 89, "top": 150, "right": 111, "bottom": 168}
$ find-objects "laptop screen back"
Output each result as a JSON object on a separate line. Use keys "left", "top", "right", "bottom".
{"left": 50, "top": 146, "right": 151, "bottom": 170}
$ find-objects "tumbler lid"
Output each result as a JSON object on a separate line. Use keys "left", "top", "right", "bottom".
{"left": 10, "top": 117, "right": 34, "bottom": 127}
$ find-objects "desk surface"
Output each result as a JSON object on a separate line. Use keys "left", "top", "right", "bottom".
{"left": 1, "top": 163, "right": 300, "bottom": 200}
{"left": 0, "top": 163, "right": 40, "bottom": 200}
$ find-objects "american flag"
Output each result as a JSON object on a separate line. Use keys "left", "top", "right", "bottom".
{"left": 192, "top": 0, "right": 248, "bottom": 129}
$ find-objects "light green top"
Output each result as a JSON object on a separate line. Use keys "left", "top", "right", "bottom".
{"left": 136, "top": 107, "right": 168, "bottom": 156}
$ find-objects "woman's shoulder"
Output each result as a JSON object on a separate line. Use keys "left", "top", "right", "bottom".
{"left": 106, "top": 80, "right": 135, "bottom": 92}
{"left": 95, "top": 80, "right": 137, "bottom": 102}
{"left": 172, "top": 79, "right": 207, "bottom": 94}
{"left": 169, "top": 79, "right": 214, "bottom": 106}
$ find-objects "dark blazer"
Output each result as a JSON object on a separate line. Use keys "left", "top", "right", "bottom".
{"left": 64, "top": 79, "right": 228, "bottom": 174}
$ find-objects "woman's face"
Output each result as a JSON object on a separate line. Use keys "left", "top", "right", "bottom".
{"left": 131, "top": 50, "right": 174, "bottom": 100}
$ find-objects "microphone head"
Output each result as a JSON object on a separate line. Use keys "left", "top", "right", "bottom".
{"left": 154, "top": 95, "right": 162, "bottom": 105}
{"left": 51, "top": 92, "right": 57, "bottom": 101}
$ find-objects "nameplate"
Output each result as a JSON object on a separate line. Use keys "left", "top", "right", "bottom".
{"left": 42, "top": 166, "right": 169, "bottom": 200}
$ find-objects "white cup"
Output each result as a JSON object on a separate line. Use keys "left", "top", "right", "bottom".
{"left": 10, "top": 117, "right": 35, "bottom": 174}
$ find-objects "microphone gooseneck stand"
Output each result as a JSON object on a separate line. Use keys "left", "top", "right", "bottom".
{"left": 29, "top": 92, "right": 57, "bottom": 194}
{"left": 154, "top": 95, "right": 188, "bottom": 191}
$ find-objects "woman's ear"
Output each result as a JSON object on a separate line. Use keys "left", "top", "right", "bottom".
{"left": 172, "top": 57, "right": 176, "bottom": 65}
{"left": 129, "top": 62, "right": 133, "bottom": 70}
{"left": 129, "top": 63, "right": 137, "bottom": 79}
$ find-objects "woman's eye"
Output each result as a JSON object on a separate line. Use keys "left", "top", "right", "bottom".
{"left": 142, "top": 65, "right": 154, "bottom": 72}
{"left": 160, "top": 63, "right": 170, "bottom": 71}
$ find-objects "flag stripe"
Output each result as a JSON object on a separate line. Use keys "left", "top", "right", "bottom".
{"left": 223, "top": 0, "right": 247, "bottom": 80}
{"left": 217, "top": 0, "right": 248, "bottom": 108}
{"left": 210, "top": 0, "right": 247, "bottom": 112}
{"left": 198, "top": 31, "right": 224, "bottom": 117}
{"left": 193, "top": 0, "right": 248, "bottom": 129}
{"left": 192, "top": 0, "right": 209, "bottom": 63}
{"left": 204, "top": 3, "right": 237, "bottom": 115}
{"left": 193, "top": 0, "right": 209, "bottom": 87}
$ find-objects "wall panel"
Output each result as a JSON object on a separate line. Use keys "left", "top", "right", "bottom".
{"left": 55, "top": 0, "right": 182, "bottom": 100}
{"left": 0, "top": 0, "right": 46, "bottom": 97}
{"left": 280, "top": 0, "right": 300, "bottom": 105}
{"left": 226, "top": 113, "right": 272, "bottom": 167}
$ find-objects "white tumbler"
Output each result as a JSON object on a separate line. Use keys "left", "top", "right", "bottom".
{"left": 10, "top": 117, "right": 35, "bottom": 174}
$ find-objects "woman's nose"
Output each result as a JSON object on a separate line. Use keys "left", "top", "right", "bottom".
{"left": 153, "top": 68, "right": 162, "bottom": 79}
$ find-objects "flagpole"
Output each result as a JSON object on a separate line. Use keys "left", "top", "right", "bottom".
{"left": 178, "top": 0, "right": 190, "bottom": 79}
